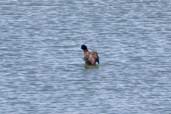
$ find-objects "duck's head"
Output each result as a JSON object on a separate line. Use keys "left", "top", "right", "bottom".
{"left": 81, "top": 44, "right": 88, "bottom": 51}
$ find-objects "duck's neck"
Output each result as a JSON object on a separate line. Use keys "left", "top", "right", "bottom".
{"left": 83, "top": 50, "right": 89, "bottom": 56}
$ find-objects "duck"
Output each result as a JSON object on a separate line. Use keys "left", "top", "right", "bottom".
{"left": 81, "top": 44, "right": 99, "bottom": 65}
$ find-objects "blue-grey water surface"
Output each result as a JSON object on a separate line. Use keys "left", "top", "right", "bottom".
{"left": 0, "top": 0, "right": 171, "bottom": 114}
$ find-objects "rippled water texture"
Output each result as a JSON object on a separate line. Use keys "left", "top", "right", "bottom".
{"left": 0, "top": 0, "right": 171, "bottom": 114}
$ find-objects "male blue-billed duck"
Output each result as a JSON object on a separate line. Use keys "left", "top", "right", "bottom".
{"left": 81, "top": 44, "right": 99, "bottom": 65}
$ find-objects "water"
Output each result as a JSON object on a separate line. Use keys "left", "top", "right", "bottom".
{"left": 0, "top": 0, "right": 171, "bottom": 114}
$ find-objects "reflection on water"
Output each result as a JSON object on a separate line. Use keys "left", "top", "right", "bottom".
{"left": 84, "top": 64, "right": 100, "bottom": 69}
{"left": 0, "top": 0, "right": 171, "bottom": 114}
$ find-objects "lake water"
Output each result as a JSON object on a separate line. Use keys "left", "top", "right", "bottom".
{"left": 0, "top": 0, "right": 171, "bottom": 114}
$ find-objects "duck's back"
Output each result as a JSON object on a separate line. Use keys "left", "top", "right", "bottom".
{"left": 91, "top": 51, "right": 99, "bottom": 64}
